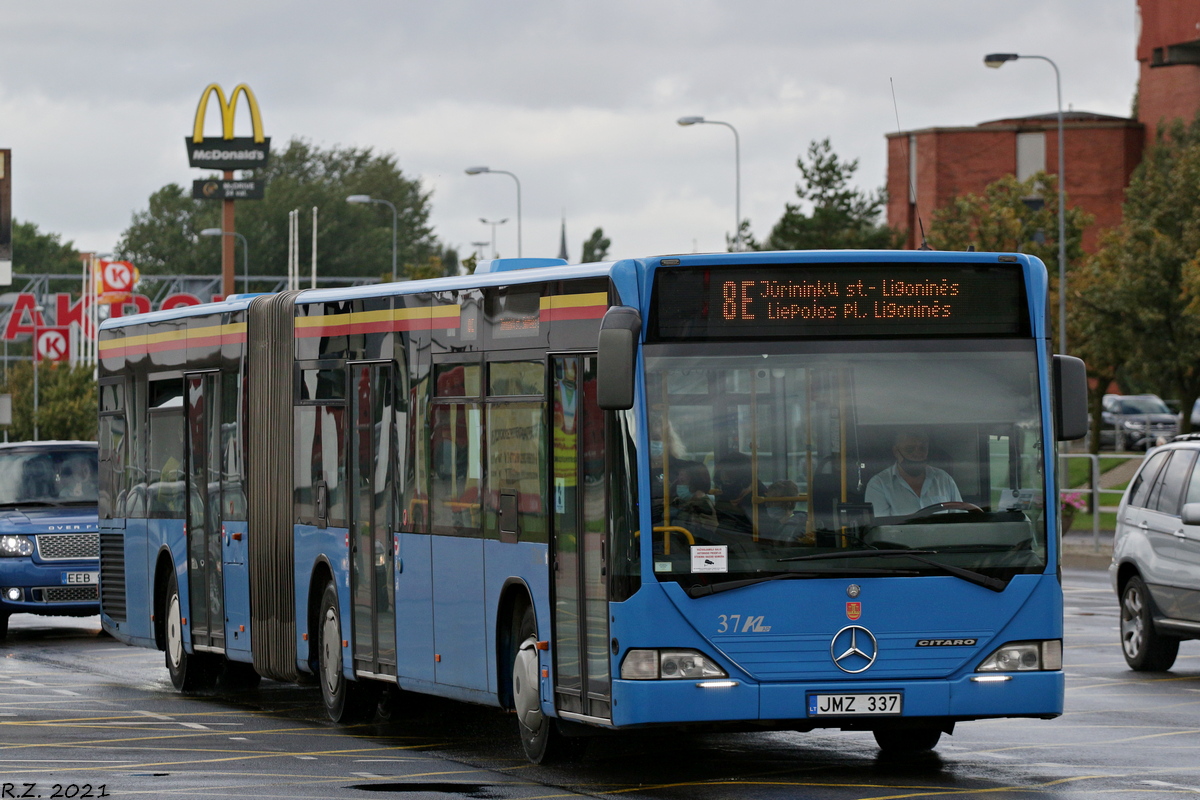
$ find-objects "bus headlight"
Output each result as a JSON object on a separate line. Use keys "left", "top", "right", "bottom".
{"left": 620, "top": 649, "right": 727, "bottom": 680}
{"left": 976, "top": 640, "right": 1062, "bottom": 672}
{"left": 0, "top": 535, "right": 33, "bottom": 557}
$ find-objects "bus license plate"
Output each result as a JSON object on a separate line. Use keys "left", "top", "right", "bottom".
{"left": 62, "top": 572, "right": 98, "bottom": 585}
{"left": 808, "top": 692, "right": 902, "bottom": 716}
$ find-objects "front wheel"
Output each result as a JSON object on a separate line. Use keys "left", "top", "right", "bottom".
{"left": 164, "top": 572, "right": 218, "bottom": 692}
{"left": 512, "top": 604, "right": 585, "bottom": 764}
{"left": 873, "top": 726, "right": 941, "bottom": 753}
{"left": 1120, "top": 575, "right": 1179, "bottom": 671}
{"left": 317, "top": 582, "right": 377, "bottom": 722}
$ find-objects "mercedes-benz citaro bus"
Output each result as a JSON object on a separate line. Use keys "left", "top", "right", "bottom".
{"left": 0, "top": 440, "right": 100, "bottom": 640}
{"left": 96, "top": 250, "right": 1088, "bottom": 763}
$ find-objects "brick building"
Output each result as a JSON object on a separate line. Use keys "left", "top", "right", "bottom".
{"left": 886, "top": 0, "right": 1200, "bottom": 251}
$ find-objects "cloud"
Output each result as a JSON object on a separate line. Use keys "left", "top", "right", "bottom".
{"left": 0, "top": 0, "right": 1138, "bottom": 259}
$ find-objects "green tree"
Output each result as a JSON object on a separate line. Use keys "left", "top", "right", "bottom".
{"left": 761, "top": 138, "right": 903, "bottom": 251}
{"left": 581, "top": 228, "right": 611, "bottom": 262}
{"left": 12, "top": 220, "right": 81, "bottom": 276}
{"left": 1075, "top": 116, "right": 1200, "bottom": 432}
{"left": 0, "top": 360, "right": 97, "bottom": 442}
{"left": 927, "top": 172, "right": 1092, "bottom": 351}
{"left": 116, "top": 139, "right": 446, "bottom": 282}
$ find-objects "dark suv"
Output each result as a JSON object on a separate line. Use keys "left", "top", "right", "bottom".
{"left": 1100, "top": 394, "right": 1178, "bottom": 451}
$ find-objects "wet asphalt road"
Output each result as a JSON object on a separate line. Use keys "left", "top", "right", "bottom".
{"left": 2, "top": 568, "right": 1199, "bottom": 799}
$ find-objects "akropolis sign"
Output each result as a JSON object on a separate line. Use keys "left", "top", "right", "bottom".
{"left": 3, "top": 292, "right": 215, "bottom": 342}
{"left": 185, "top": 83, "right": 270, "bottom": 171}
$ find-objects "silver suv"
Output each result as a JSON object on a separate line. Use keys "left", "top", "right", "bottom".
{"left": 1111, "top": 436, "right": 1200, "bottom": 670}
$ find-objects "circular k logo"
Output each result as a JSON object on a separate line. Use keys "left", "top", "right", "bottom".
{"left": 830, "top": 625, "right": 878, "bottom": 673}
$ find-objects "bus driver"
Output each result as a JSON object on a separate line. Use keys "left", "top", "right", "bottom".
{"left": 864, "top": 429, "right": 979, "bottom": 517}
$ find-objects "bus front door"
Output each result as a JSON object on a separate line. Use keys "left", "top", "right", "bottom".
{"left": 185, "top": 371, "right": 223, "bottom": 651}
{"left": 349, "top": 362, "right": 397, "bottom": 677}
{"left": 550, "top": 355, "right": 611, "bottom": 721}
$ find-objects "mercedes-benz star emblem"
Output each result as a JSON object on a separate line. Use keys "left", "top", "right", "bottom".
{"left": 846, "top": 584, "right": 861, "bottom": 598}
{"left": 830, "top": 625, "right": 878, "bottom": 673}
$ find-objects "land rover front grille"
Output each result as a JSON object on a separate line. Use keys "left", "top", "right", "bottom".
{"left": 36, "top": 586, "right": 99, "bottom": 603}
{"left": 35, "top": 533, "right": 99, "bottom": 561}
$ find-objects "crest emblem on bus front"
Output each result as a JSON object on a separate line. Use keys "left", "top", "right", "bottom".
{"left": 846, "top": 602, "right": 862, "bottom": 620}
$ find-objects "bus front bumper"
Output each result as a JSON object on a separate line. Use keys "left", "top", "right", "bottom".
{"left": 609, "top": 671, "right": 1063, "bottom": 727}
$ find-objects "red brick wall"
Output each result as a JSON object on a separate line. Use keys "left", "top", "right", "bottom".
{"left": 1137, "top": 0, "right": 1200, "bottom": 60}
{"left": 886, "top": 123, "right": 1142, "bottom": 253}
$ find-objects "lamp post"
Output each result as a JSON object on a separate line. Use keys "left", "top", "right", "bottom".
{"left": 200, "top": 228, "right": 249, "bottom": 293}
{"left": 346, "top": 195, "right": 398, "bottom": 282}
{"left": 985, "top": 52, "right": 1067, "bottom": 354}
{"left": 677, "top": 115, "right": 742, "bottom": 251}
{"left": 31, "top": 304, "right": 42, "bottom": 442}
{"left": 465, "top": 167, "right": 522, "bottom": 257}
{"left": 479, "top": 218, "right": 508, "bottom": 258}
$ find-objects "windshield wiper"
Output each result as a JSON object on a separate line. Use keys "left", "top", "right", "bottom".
{"left": 778, "top": 549, "right": 1007, "bottom": 592}
{"left": 687, "top": 567, "right": 920, "bottom": 597}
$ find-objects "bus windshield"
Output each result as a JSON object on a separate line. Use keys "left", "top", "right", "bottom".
{"left": 643, "top": 341, "right": 1047, "bottom": 588}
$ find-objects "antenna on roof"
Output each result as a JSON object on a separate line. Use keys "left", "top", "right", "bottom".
{"left": 891, "top": 78, "right": 932, "bottom": 251}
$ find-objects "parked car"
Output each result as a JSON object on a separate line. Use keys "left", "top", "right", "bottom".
{"left": 1100, "top": 394, "right": 1178, "bottom": 451}
{"left": 1111, "top": 434, "right": 1200, "bottom": 670}
{"left": 0, "top": 441, "right": 99, "bottom": 639}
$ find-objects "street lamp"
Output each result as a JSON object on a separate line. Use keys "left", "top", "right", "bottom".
{"left": 31, "top": 304, "right": 42, "bottom": 442}
{"left": 479, "top": 218, "right": 508, "bottom": 259}
{"left": 465, "top": 167, "right": 522, "bottom": 257}
{"left": 985, "top": 52, "right": 1067, "bottom": 354}
{"left": 346, "top": 195, "right": 398, "bottom": 282}
{"left": 200, "top": 228, "right": 249, "bottom": 293}
{"left": 678, "top": 115, "right": 742, "bottom": 251}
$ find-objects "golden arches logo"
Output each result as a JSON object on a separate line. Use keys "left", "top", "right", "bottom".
{"left": 192, "top": 83, "right": 264, "bottom": 143}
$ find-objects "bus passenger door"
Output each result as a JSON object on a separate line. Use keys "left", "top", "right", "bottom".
{"left": 550, "top": 355, "right": 611, "bottom": 721}
{"left": 349, "top": 362, "right": 397, "bottom": 677}
{"left": 185, "top": 371, "right": 224, "bottom": 651}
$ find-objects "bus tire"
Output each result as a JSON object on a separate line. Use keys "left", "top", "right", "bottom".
{"left": 1121, "top": 575, "right": 1179, "bottom": 671}
{"left": 512, "top": 604, "right": 585, "bottom": 764}
{"left": 164, "top": 572, "right": 217, "bottom": 692}
{"left": 0, "top": 612, "right": 8, "bottom": 641}
{"left": 317, "top": 582, "right": 377, "bottom": 723}
{"left": 873, "top": 726, "right": 941, "bottom": 753}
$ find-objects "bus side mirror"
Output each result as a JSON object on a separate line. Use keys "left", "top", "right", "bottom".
{"left": 1053, "top": 354, "right": 1088, "bottom": 441}
{"left": 597, "top": 306, "right": 641, "bottom": 410}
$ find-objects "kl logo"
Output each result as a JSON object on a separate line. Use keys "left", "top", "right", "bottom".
{"left": 846, "top": 602, "right": 862, "bottom": 621}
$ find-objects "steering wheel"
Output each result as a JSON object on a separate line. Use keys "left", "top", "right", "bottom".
{"left": 912, "top": 501, "right": 983, "bottom": 516}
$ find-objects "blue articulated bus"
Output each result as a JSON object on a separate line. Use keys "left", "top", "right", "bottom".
{"left": 97, "top": 250, "right": 1088, "bottom": 762}
{"left": 0, "top": 440, "right": 100, "bottom": 640}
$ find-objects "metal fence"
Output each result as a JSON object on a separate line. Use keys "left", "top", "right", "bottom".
{"left": 1058, "top": 451, "right": 1144, "bottom": 553}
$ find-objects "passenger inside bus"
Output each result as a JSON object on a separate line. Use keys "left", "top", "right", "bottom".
{"left": 863, "top": 429, "right": 980, "bottom": 518}
{"left": 713, "top": 451, "right": 761, "bottom": 533}
{"left": 763, "top": 479, "right": 809, "bottom": 544}
{"left": 649, "top": 418, "right": 715, "bottom": 527}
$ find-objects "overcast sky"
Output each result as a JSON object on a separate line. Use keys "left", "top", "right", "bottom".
{"left": 0, "top": 1, "right": 1139, "bottom": 268}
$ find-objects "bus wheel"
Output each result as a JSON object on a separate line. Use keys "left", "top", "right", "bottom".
{"left": 318, "top": 582, "right": 377, "bottom": 723}
{"left": 164, "top": 572, "right": 217, "bottom": 692}
{"left": 1121, "top": 575, "right": 1180, "bottom": 671}
{"left": 512, "top": 605, "right": 585, "bottom": 764}
{"left": 873, "top": 726, "right": 941, "bottom": 754}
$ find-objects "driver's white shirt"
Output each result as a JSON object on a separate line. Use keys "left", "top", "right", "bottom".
{"left": 864, "top": 463, "right": 962, "bottom": 517}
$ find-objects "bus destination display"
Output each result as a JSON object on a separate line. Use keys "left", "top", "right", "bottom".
{"left": 651, "top": 263, "right": 1029, "bottom": 340}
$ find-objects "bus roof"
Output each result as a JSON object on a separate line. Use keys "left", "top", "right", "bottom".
{"left": 98, "top": 250, "right": 1042, "bottom": 330}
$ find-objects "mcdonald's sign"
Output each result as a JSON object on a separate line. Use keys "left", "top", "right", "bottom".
{"left": 185, "top": 83, "right": 270, "bottom": 171}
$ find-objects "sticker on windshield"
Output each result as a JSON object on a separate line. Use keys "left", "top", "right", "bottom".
{"left": 691, "top": 545, "right": 728, "bottom": 573}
